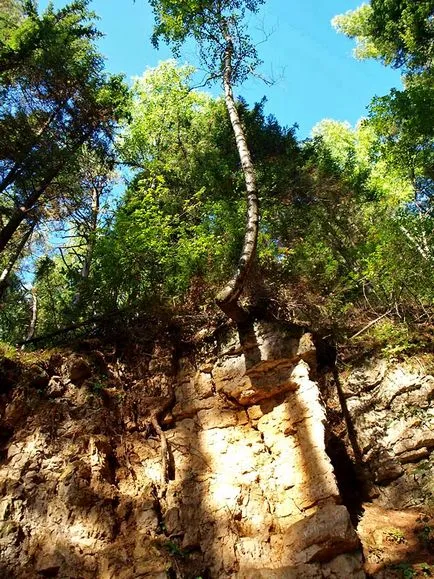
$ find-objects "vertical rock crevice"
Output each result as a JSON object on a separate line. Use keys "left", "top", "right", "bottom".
{"left": 313, "top": 338, "right": 367, "bottom": 527}
{"left": 0, "top": 323, "right": 369, "bottom": 578}
{"left": 165, "top": 320, "right": 364, "bottom": 577}
{"left": 333, "top": 356, "right": 434, "bottom": 577}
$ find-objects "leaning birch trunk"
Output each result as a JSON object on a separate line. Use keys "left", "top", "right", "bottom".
{"left": 73, "top": 185, "right": 100, "bottom": 307}
{"left": 22, "top": 288, "right": 38, "bottom": 348}
{"left": 216, "top": 33, "right": 259, "bottom": 323}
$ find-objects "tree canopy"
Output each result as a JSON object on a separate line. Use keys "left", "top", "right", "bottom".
{"left": 0, "top": 0, "right": 433, "bottom": 352}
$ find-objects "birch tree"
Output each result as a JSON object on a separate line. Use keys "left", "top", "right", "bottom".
{"left": 149, "top": 0, "right": 265, "bottom": 322}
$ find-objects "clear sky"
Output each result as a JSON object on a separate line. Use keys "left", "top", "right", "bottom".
{"left": 39, "top": 0, "right": 401, "bottom": 137}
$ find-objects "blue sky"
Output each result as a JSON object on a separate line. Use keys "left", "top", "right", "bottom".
{"left": 39, "top": 0, "right": 401, "bottom": 137}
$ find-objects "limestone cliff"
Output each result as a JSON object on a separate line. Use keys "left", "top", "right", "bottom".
{"left": 0, "top": 321, "right": 432, "bottom": 578}
{"left": 338, "top": 357, "right": 434, "bottom": 577}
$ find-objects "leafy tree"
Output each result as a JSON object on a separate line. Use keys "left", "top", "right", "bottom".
{"left": 69, "top": 149, "right": 117, "bottom": 309}
{"left": 333, "top": 0, "right": 434, "bottom": 298}
{"left": 332, "top": 0, "right": 434, "bottom": 71}
{"left": 148, "top": 0, "right": 265, "bottom": 322}
{"left": 268, "top": 116, "right": 434, "bottom": 327}
{"left": 333, "top": 1, "right": 433, "bottom": 181}
{"left": 112, "top": 62, "right": 246, "bottom": 311}
{"left": 0, "top": 0, "right": 128, "bottom": 256}
{"left": 0, "top": 273, "right": 29, "bottom": 343}
{"left": 95, "top": 61, "right": 300, "bottom": 320}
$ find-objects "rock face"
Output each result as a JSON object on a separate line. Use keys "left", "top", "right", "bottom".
{"left": 166, "top": 322, "right": 362, "bottom": 577}
{"left": 340, "top": 357, "right": 434, "bottom": 576}
{"left": 0, "top": 324, "right": 366, "bottom": 578}
{"left": 342, "top": 358, "right": 434, "bottom": 502}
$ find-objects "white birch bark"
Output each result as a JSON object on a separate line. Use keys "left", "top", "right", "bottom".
{"left": 216, "top": 32, "right": 259, "bottom": 323}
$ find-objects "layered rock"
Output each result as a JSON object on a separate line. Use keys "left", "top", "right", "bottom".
{"left": 165, "top": 322, "right": 363, "bottom": 577}
{"left": 341, "top": 357, "right": 434, "bottom": 576}
{"left": 0, "top": 323, "right": 364, "bottom": 578}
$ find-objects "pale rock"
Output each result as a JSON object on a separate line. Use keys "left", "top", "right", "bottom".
{"left": 275, "top": 496, "right": 297, "bottom": 517}
{"left": 257, "top": 399, "right": 296, "bottom": 436}
{"left": 46, "top": 375, "right": 65, "bottom": 397}
{"left": 0, "top": 322, "right": 365, "bottom": 578}
{"left": 247, "top": 405, "right": 264, "bottom": 421}
{"left": 197, "top": 407, "right": 239, "bottom": 429}
{"left": 290, "top": 504, "right": 360, "bottom": 563}
{"left": 343, "top": 357, "right": 434, "bottom": 512}
{"left": 273, "top": 460, "right": 296, "bottom": 489}
{"left": 7, "top": 442, "right": 24, "bottom": 459}
{"left": 199, "top": 359, "right": 215, "bottom": 373}
{"left": 372, "top": 454, "right": 404, "bottom": 484}
{"left": 212, "top": 354, "right": 246, "bottom": 389}
{"left": 235, "top": 537, "right": 272, "bottom": 569}
{"left": 0, "top": 520, "right": 21, "bottom": 543}
{"left": 212, "top": 355, "right": 301, "bottom": 405}
{"left": 393, "top": 428, "right": 434, "bottom": 455}
{"left": 290, "top": 469, "right": 340, "bottom": 511}
{"left": 377, "top": 365, "right": 422, "bottom": 407}
{"left": 181, "top": 526, "right": 201, "bottom": 549}
{"left": 135, "top": 508, "right": 159, "bottom": 533}
{"left": 398, "top": 447, "right": 430, "bottom": 463}
{"left": 325, "top": 552, "right": 365, "bottom": 578}
{"left": 194, "top": 370, "right": 215, "bottom": 398}
{"left": 172, "top": 396, "right": 215, "bottom": 420}
{"left": 344, "top": 360, "right": 388, "bottom": 397}
{"left": 174, "top": 375, "right": 196, "bottom": 404}
{"left": 164, "top": 507, "right": 182, "bottom": 535}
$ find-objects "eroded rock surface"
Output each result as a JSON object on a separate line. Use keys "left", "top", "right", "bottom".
{"left": 341, "top": 357, "right": 434, "bottom": 576}
{"left": 167, "top": 323, "right": 362, "bottom": 577}
{"left": 342, "top": 358, "right": 434, "bottom": 504}
{"left": 0, "top": 324, "right": 364, "bottom": 578}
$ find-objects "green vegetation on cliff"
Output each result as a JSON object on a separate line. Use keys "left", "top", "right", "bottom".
{"left": 0, "top": 0, "right": 433, "bottom": 350}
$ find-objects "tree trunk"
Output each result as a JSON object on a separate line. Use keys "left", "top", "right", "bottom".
{"left": 0, "top": 129, "right": 91, "bottom": 255}
{"left": 0, "top": 221, "right": 35, "bottom": 301}
{"left": 0, "top": 109, "right": 62, "bottom": 194}
{"left": 216, "top": 33, "right": 259, "bottom": 323}
{"left": 0, "top": 176, "right": 50, "bottom": 254}
{"left": 73, "top": 185, "right": 100, "bottom": 307}
{"left": 22, "top": 288, "right": 38, "bottom": 347}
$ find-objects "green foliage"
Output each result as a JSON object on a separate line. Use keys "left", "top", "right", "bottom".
{"left": 333, "top": 1, "right": 434, "bottom": 230}
{"left": 149, "top": 0, "right": 265, "bottom": 84}
{"left": 258, "top": 113, "right": 434, "bottom": 330}
{"left": 99, "top": 61, "right": 299, "bottom": 314}
{"left": 89, "top": 378, "right": 106, "bottom": 394}
{"left": 332, "top": 0, "right": 434, "bottom": 71}
{"left": 417, "top": 525, "right": 434, "bottom": 555}
{"left": 327, "top": 1, "right": 434, "bottom": 334}
{"left": 0, "top": 3, "right": 433, "bottom": 342}
{"left": 332, "top": 4, "right": 381, "bottom": 61}
{"left": 391, "top": 562, "right": 434, "bottom": 578}
{"left": 0, "top": 0, "right": 129, "bottom": 252}
{"left": 93, "top": 173, "right": 243, "bottom": 310}
{"left": 33, "top": 255, "right": 74, "bottom": 335}
{"left": 0, "top": 277, "right": 29, "bottom": 342}
{"left": 363, "top": 319, "right": 414, "bottom": 356}
{"left": 163, "top": 539, "right": 190, "bottom": 558}
{"left": 368, "top": 78, "right": 434, "bottom": 183}
{"left": 391, "top": 562, "right": 417, "bottom": 579}
{"left": 0, "top": 0, "right": 129, "bottom": 341}
{"left": 384, "top": 527, "right": 407, "bottom": 544}
{"left": 368, "top": 0, "right": 433, "bottom": 71}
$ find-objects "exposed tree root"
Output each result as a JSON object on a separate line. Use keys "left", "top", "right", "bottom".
{"left": 151, "top": 414, "right": 170, "bottom": 499}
